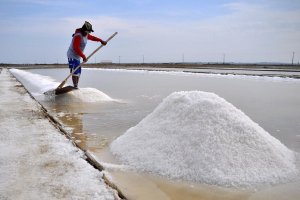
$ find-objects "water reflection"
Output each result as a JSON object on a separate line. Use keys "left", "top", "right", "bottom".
{"left": 49, "top": 103, "right": 109, "bottom": 153}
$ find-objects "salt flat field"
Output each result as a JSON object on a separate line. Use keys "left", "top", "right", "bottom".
{"left": 10, "top": 67, "right": 300, "bottom": 200}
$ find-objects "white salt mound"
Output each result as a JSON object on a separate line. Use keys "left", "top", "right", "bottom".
{"left": 58, "top": 88, "right": 114, "bottom": 103}
{"left": 10, "top": 68, "right": 58, "bottom": 93}
{"left": 10, "top": 69, "right": 114, "bottom": 103}
{"left": 110, "top": 91, "right": 298, "bottom": 187}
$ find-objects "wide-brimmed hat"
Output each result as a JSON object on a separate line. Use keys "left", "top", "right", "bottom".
{"left": 82, "top": 21, "right": 94, "bottom": 32}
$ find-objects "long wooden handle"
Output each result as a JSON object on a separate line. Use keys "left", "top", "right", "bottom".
{"left": 56, "top": 32, "right": 118, "bottom": 89}
{"left": 86, "top": 32, "right": 118, "bottom": 60}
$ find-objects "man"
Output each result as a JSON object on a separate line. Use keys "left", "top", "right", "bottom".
{"left": 67, "top": 21, "right": 107, "bottom": 88}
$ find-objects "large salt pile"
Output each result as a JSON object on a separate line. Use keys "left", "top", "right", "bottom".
{"left": 110, "top": 91, "right": 298, "bottom": 187}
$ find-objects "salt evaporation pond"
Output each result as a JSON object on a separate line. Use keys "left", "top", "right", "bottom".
{"left": 10, "top": 67, "right": 300, "bottom": 200}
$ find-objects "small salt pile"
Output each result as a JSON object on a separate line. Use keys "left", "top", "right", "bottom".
{"left": 69, "top": 88, "right": 113, "bottom": 102}
{"left": 10, "top": 69, "right": 114, "bottom": 103}
{"left": 111, "top": 91, "right": 298, "bottom": 187}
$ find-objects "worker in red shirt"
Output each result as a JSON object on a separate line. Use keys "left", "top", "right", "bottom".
{"left": 67, "top": 21, "right": 106, "bottom": 88}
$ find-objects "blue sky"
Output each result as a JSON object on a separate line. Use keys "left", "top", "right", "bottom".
{"left": 0, "top": 0, "right": 300, "bottom": 64}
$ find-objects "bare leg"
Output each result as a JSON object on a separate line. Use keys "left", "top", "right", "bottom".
{"left": 72, "top": 76, "right": 79, "bottom": 88}
{"left": 75, "top": 76, "right": 79, "bottom": 87}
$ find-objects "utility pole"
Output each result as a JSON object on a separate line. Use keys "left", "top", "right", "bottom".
{"left": 292, "top": 52, "right": 295, "bottom": 65}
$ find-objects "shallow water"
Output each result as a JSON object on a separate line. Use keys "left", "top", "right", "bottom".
{"left": 13, "top": 67, "right": 300, "bottom": 200}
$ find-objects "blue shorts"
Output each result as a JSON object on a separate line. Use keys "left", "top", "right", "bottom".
{"left": 68, "top": 58, "right": 81, "bottom": 76}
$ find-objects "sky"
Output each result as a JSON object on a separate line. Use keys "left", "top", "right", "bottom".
{"left": 0, "top": 0, "right": 300, "bottom": 64}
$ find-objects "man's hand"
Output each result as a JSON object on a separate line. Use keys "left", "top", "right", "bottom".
{"left": 101, "top": 41, "right": 107, "bottom": 46}
{"left": 83, "top": 56, "right": 88, "bottom": 63}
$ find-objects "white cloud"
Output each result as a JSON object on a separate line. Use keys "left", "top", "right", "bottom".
{"left": 1, "top": 2, "right": 300, "bottom": 63}
{"left": 61, "top": 7, "right": 300, "bottom": 63}
{"left": 6, "top": 0, "right": 74, "bottom": 5}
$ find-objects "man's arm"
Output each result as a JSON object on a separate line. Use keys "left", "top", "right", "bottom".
{"left": 88, "top": 34, "right": 107, "bottom": 45}
{"left": 73, "top": 35, "right": 87, "bottom": 62}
